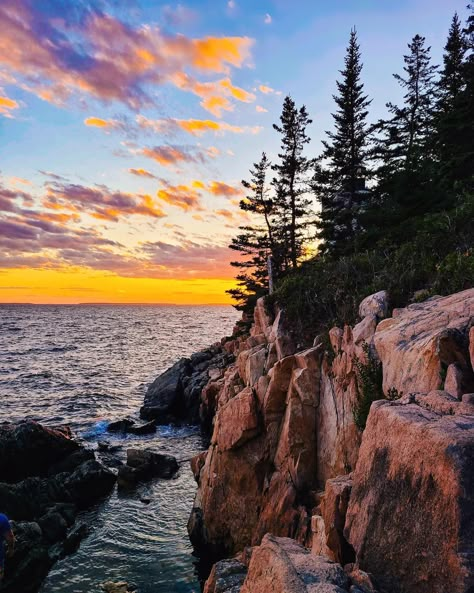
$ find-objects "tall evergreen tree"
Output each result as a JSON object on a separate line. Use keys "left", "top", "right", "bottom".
{"left": 316, "top": 28, "right": 372, "bottom": 255}
{"left": 374, "top": 34, "right": 439, "bottom": 218}
{"left": 437, "top": 13, "right": 467, "bottom": 113}
{"left": 435, "top": 12, "right": 469, "bottom": 189}
{"left": 227, "top": 153, "right": 275, "bottom": 311}
{"left": 272, "top": 96, "right": 314, "bottom": 270}
{"left": 381, "top": 35, "right": 438, "bottom": 171}
{"left": 436, "top": 5, "right": 474, "bottom": 189}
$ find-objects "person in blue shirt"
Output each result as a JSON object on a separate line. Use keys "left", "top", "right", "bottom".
{"left": 0, "top": 514, "right": 14, "bottom": 583}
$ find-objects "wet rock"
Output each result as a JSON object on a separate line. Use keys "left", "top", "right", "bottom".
{"left": 63, "top": 522, "right": 89, "bottom": 555}
{"left": 141, "top": 346, "right": 235, "bottom": 424}
{"left": 38, "top": 511, "right": 68, "bottom": 543}
{"left": 240, "top": 534, "right": 350, "bottom": 593}
{"left": 127, "top": 420, "right": 157, "bottom": 435}
{"left": 102, "top": 582, "right": 136, "bottom": 593}
{"left": 204, "top": 558, "right": 248, "bottom": 593}
{"left": 344, "top": 399, "right": 474, "bottom": 593}
{"left": 118, "top": 448, "right": 179, "bottom": 488}
{"left": 107, "top": 418, "right": 136, "bottom": 433}
{"left": 0, "top": 421, "right": 79, "bottom": 483}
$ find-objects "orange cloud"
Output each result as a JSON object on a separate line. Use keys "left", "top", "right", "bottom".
{"left": 84, "top": 116, "right": 118, "bottom": 128}
{"left": 0, "top": 95, "right": 19, "bottom": 117}
{"left": 141, "top": 145, "right": 208, "bottom": 167}
{"left": 129, "top": 168, "right": 157, "bottom": 179}
{"left": 170, "top": 72, "right": 255, "bottom": 116}
{"left": 258, "top": 84, "right": 280, "bottom": 95}
{"left": 157, "top": 184, "right": 203, "bottom": 211}
{"left": 0, "top": 2, "right": 254, "bottom": 111}
{"left": 215, "top": 209, "right": 235, "bottom": 220}
{"left": 136, "top": 115, "right": 260, "bottom": 136}
{"left": 208, "top": 181, "right": 243, "bottom": 198}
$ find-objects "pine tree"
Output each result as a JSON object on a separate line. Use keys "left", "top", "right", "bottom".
{"left": 435, "top": 12, "right": 469, "bottom": 189}
{"left": 316, "top": 29, "right": 372, "bottom": 255}
{"left": 436, "top": 5, "right": 474, "bottom": 190}
{"left": 437, "top": 13, "right": 467, "bottom": 114}
{"left": 272, "top": 96, "right": 314, "bottom": 270}
{"left": 374, "top": 34, "right": 439, "bottom": 217}
{"left": 227, "top": 153, "right": 275, "bottom": 311}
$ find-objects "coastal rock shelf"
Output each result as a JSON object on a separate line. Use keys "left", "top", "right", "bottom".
{"left": 0, "top": 421, "right": 116, "bottom": 593}
{"left": 181, "top": 289, "right": 474, "bottom": 593}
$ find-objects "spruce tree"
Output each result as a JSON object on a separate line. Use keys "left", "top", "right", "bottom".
{"left": 437, "top": 5, "right": 474, "bottom": 189}
{"left": 227, "top": 153, "right": 275, "bottom": 311}
{"left": 383, "top": 35, "right": 437, "bottom": 171}
{"left": 316, "top": 28, "right": 372, "bottom": 255}
{"left": 272, "top": 96, "right": 314, "bottom": 270}
{"left": 437, "top": 13, "right": 467, "bottom": 113}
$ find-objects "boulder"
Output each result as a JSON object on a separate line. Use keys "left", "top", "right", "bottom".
{"left": 118, "top": 449, "right": 179, "bottom": 487}
{"left": 374, "top": 289, "right": 474, "bottom": 395}
{"left": 270, "top": 310, "right": 296, "bottom": 360}
{"left": 141, "top": 358, "right": 192, "bottom": 420}
{"left": 358, "top": 291, "right": 389, "bottom": 319}
{"left": 0, "top": 421, "right": 79, "bottom": 483}
{"left": 141, "top": 346, "right": 235, "bottom": 423}
{"left": 344, "top": 399, "right": 474, "bottom": 593}
{"left": 240, "top": 534, "right": 350, "bottom": 593}
{"left": 107, "top": 418, "right": 135, "bottom": 433}
{"left": 204, "top": 558, "right": 248, "bottom": 593}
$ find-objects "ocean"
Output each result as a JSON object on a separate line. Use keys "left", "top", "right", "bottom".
{"left": 0, "top": 304, "right": 239, "bottom": 593}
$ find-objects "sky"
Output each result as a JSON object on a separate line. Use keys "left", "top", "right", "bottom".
{"left": 0, "top": 0, "right": 466, "bottom": 304}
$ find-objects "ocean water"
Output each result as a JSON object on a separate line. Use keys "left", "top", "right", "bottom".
{"left": 0, "top": 304, "right": 239, "bottom": 593}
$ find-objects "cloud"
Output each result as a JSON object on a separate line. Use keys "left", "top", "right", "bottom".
{"left": 264, "top": 13, "right": 272, "bottom": 24}
{"left": 207, "top": 181, "right": 243, "bottom": 198}
{"left": 84, "top": 116, "right": 120, "bottom": 129}
{"left": 227, "top": 1, "right": 236, "bottom": 9}
{"left": 215, "top": 208, "right": 235, "bottom": 220}
{"left": 129, "top": 168, "right": 158, "bottom": 179}
{"left": 141, "top": 145, "right": 209, "bottom": 167}
{"left": 45, "top": 182, "right": 166, "bottom": 221}
{"left": 136, "top": 115, "right": 261, "bottom": 136}
{"left": 0, "top": 94, "right": 19, "bottom": 117}
{"left": 170, "top": 72, "right": 255, "bottom": 116}
{"left": 256, "top": 105, "right": 268, "bottom": 113}
{"left": 156, "top": 183, "right": 203, "bottom": 211}
{"left": 0, "top": 0, "right": 254, "bottom": 110}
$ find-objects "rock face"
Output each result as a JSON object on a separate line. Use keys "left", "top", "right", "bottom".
{"left": 240, "top": 534, "right": 350, "bottom": 593}
{"left": 345, "top": 397, "right": 474, "bottom": 593}
{"left": 0, "top": 421, "right": 115, "bottom": 593}
{"left": 374, "top": 289, "right": 474, "bottom": 396}
{"left": 187, "top": 288, "right": 474, "bottom": 593}
{"left": 141, "top": 345, "right": 234, "bottom": 423}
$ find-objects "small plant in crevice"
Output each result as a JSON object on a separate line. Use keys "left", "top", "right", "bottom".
{"left": 352, "top": 341, "right": 384, "bottom": 431}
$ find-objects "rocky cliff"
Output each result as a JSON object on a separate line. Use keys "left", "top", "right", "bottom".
{"left": 187, "top": 289, "right": 474, "bottom": 593}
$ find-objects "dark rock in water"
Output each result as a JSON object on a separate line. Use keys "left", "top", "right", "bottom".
{"left": 107, "top": 418, "right": 136, "bottom": 433}
{"left": 118, "top": 448, "right": 179, "bottom": 488}
{"left": 63, "top": 522, "right": 89, "bottom": 555}
{"left": 0, "top": 421, "right": 79, "bottom": 482}
{"left": 0, "top": 421, "right": 116, "bottom": 593}
{"left": 38, "top": 511, "right": 68, "bottom": 543}
{"left": 127, "top": 420, "right": 157, "bottom": 435}
{"left": 140, "top": 345, "right": 235, "bottom": 424}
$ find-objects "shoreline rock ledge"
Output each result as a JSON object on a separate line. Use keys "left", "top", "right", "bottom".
{"left": 0, "top": 421, "right": 116, "bottom": 593}
{"left": 184, "top": 288, "right": 474, "bottom": 593}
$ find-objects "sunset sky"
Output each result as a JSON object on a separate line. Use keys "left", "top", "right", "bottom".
{"left": 0, "top": 0, "right": 464, "bottom": 304}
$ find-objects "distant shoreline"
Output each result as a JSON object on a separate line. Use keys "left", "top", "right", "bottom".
{"left": 0, "top": 302, "right": 232, "bottom": 307}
